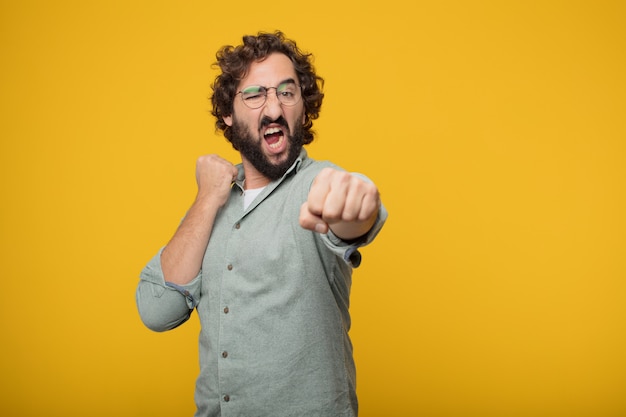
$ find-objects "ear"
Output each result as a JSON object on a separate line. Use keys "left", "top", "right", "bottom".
{"left": 223, "top": 115, "right": 233, "bottom": 127}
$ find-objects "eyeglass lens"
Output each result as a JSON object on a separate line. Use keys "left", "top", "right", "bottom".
{"left": 240, "top": 82, "right": 300, "bottom": 108}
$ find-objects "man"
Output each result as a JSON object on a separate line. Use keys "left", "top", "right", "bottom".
{"left": 137, "top": 31, "right": 387, "bottom": 417}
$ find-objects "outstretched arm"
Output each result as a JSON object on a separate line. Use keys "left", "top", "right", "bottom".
{"left": 299, "top": 168, "right": 381, "bottom": 241}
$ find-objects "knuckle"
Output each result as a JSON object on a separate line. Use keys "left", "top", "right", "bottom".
{"left": 322, "top": 206, "right": 342, "bottom": 221}
{"left": 336, "top": 170, "right": 352, "bottom": 183}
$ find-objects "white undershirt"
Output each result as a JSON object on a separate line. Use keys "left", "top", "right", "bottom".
{"left": 243, "top": 186, "right": 266, "bottom": 210}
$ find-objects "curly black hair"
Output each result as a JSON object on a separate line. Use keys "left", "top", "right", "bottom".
{"left": 210, "top": 31, "right": 324, "bottom": 145}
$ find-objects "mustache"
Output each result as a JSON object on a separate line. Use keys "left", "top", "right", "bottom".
{"left": 260, "top": 116, "right": 289, "bottom": 129}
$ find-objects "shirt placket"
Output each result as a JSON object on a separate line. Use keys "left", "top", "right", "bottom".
{"left": 216, "top": 212, "right": 245, "bottom": 414}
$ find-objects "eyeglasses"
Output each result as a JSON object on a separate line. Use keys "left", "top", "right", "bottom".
{"left": 236, "top": 81, "right": 302, "bottom": 109}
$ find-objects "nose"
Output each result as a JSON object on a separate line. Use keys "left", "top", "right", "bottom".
{"left": 261, "top": 90, "right": 283, "bottom": 120}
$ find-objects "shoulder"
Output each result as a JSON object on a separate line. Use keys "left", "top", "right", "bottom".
{"left": 296, "top": 154, "right": 343, "bottom": 184}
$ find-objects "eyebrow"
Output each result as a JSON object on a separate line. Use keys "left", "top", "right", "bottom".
{"left": 279, "top": 78, "right": 297, "bottom": 86}
{"left": 242, "top": 78, "right": 297, "bottom": 90}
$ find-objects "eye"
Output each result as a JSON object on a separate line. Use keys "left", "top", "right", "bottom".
{"left": 241, "top": 86, "right": 266, "bottom": 101}
{"left": 277, "top": 82, "right": 297, "bottom": 97}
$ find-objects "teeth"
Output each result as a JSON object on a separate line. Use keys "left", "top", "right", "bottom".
{"left": 264, "top": 127, "right": 282, "bottom": 136}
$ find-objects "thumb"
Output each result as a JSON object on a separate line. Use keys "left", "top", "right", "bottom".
{"left": 299, "top": 202, "right": 328, "bottom": 234}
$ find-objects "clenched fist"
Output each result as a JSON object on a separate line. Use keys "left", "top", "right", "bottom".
{"left": 299, "top": 168, "right": 380, "bottom": 240}
{"left": 195, "top": 154, "right": 238, "bottom": 207}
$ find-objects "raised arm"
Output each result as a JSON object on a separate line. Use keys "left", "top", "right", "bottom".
{"left": 161, "top": 154, "right": 238, "bottom": 285}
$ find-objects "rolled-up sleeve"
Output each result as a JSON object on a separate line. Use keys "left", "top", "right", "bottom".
{"left": 136, "top": 248, "right": 202, "bottom": 332}
{"left": 320, "top": 202, "right": 388, "bottom": 268}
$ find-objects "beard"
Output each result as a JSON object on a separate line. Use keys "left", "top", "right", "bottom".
{"left": 229, "top": 116, "right": 305, "bottom": 181}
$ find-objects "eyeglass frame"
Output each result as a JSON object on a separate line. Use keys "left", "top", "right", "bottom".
{"left": 235, "top": 79, "right": 303, "bottom": 109}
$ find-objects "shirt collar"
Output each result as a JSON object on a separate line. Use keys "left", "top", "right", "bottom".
{"left": 234, "top": 148, "right": 310, "bottom": 191}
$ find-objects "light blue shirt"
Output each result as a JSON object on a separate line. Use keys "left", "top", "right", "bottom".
{"left": 137, "top": 150, "right": 387, "bottom": 416}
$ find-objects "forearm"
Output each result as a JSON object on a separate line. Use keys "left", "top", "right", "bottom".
{"left": 161, "top": 195, "right": 221, "bottom": 285}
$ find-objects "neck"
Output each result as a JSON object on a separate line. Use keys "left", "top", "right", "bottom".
{"left": 241, "top": 158, "right": 271, "bottom": 189}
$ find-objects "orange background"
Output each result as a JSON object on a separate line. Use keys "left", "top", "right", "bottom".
{"left": 1, "top": 1, "right": 625, "bottom": 416}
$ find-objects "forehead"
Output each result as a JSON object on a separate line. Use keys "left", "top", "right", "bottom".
{"left": 239, "top": 53, "right": 297, "bottom": 87}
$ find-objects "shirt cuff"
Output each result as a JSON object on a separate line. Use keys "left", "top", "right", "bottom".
{"left": 165, "top": 281, "right": 200, "bottom": 310}
{"left": 321, "top": 202, "right": 388, "bottom": 268}
{"left": 139, "top": 248, "right": 202, "bottom": 310}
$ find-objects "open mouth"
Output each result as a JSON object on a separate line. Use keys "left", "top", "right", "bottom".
{"left": 263, "top": 126, "right": 286, "bottom": 150}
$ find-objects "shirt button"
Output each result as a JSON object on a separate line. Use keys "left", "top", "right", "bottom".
{"left": 223, "top": 307, "right": 229, "bottom": 314}
{"left": 227, "top": 264, "right": 233, "bottom": 271}
{"left": 223, "top": 394, "right": 230, "bottom": 402}
{"left": 235, "top": 223, "right": 241, "bottom": 229}
{"left": 222, "top": 351, "right": 228, "bottom": 358}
